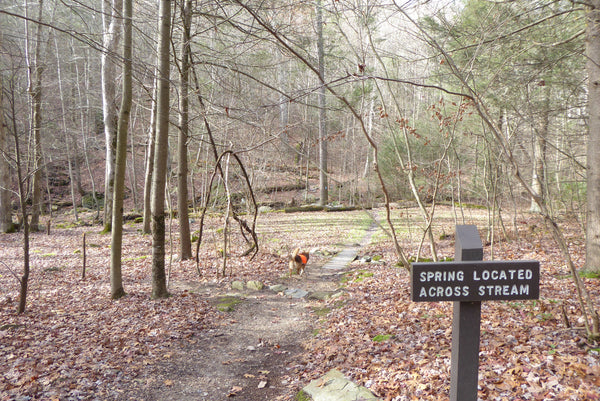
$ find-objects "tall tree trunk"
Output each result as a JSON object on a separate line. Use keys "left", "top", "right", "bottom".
{"left": 74, "top": 45, "right": 100, "bottom": 218}
{"left": 530, "top": 85, "right": 549, "bottom": 214}
{"left": 587, "top": 2, "right": 600, "bottom": 275}
{"left": 151, "top": 0, "right": 171, "bottom": 299}
{"left": 143, "top": 76, "right": 157, "bottom": 235}
{"left": 177, "top": 0, "right": 192, "bottom": 260}
{"left": 278, "top": 50, "right": 291, "bottom": 153}
{"left": 9, "top": 81, "right": 31, "bottom": 314}
{"left": 54, "top": 37, "right": 78, "bottom": 222}
{"left": 27, "top": 0, "right": 45, "bottom": 231}
{"left": 316, "top": 0, "right": 328, "bottom": 206}
{"left": 0, "top": 69, "right": 14, "bottom": 233}
{"left": 101, "top": 0, "right": 122, "bottom": 232}
{"left": 110, "top": 0, "right": 132, "bottom": 300}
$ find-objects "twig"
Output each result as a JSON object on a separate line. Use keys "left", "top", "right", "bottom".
{"left": 82, "top": 233, "right": 86, "bottom": 280}
{"left": 0, "top": 260, "right": 21, "bottom": 283}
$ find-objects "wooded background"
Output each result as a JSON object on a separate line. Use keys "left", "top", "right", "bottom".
{"left": 1, "top": 1, "right": 599, "bottom": 333}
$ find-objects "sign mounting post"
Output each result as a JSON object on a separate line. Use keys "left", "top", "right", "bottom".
{"left": 411, "top": 225, "right": 540, "bottom": 401}
{"left": 451, "top": 225, "right": 483, "bottom": 401}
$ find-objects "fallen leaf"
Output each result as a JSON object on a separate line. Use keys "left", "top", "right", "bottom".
{"left": 227, "top": 386, "right": 243, "bottom": 397}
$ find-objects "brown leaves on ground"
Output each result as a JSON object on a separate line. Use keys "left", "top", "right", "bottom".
{"left": 297, "top": 211, "right": 600, "bottom": 400}
{"left": 1, "top": 208, "right": 599, "bottom": 400}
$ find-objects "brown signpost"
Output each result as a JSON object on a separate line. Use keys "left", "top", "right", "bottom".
{"left": 411, "top": 225, "right": 540, "bottom": 401}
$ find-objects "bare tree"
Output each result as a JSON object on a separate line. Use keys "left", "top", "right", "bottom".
{"left": 25, "top": 0, "right": 45, "bottom": 231}
{"left": 150, "top": 0, "right": 171, "bottom": 299}
{"left": 0, "top": 67, "right": 14, "bottom": 233}
{"left": 54, "top": 37, "right": 79, "bottom": 222}
{"left": 316, "top": 0, "right": 328, "bottom": 206}
{"left": 177, "top": 0, "right": 192, "bottom": 260}
{"left": 6, "top": 74, "right": 32, "bottom": 314}
{"left": 101, "top": 0, "right": 122, "bottom": 232}
{"left": 110, "top": 0, "right": 132, "bottom": 300}
{"left": 142, "top": 76, "right": 157, "bottom": 235}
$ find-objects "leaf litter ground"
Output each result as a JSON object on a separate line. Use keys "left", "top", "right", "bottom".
{"left": 0, "top": 207, "right": 599, "bottom": 400}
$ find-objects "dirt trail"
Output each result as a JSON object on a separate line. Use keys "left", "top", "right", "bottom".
{"left": 126, "top": 219, "right": 378, "bottom": 400}
{"left": 127, "top": 265, "right": 345, "bottom": 401}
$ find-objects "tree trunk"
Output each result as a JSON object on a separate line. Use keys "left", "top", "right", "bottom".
{"left": 587, "top": 2, "right": 600, "bottom": 269}
{"left": 54, "top": 37, "right": 79, "bottom": 222}
{"left": 0, "top": 70, "right": 14, "bottom": 233}
{"left": 316, "top": 0, "right": 328, "bottom": 206}
{"left": 177, "top": 0, "right": 192, "bottom": 260}
{"left": 278, "top": 50, "right": 291, "bottom": 153}
{"left": 101, "top": 0, "right": 122, "bottom": 232}
{"left": 586, "top": 2, "right": 600, "bottom": 275}
{"left": 27, "top": 0, "right": 45, "bottom": 231}
{"left": 530, "top": 86, "right": 549, "bottom": 214}
{"left": 110, "top": 0, "right": 132, "bottom": 300}
{"left": 143, "top": 76, "right": 157, "bottom": 235}
{"left": 9, "top": 82, "right": 31, "bottom": 314}
{"left": 151, "top": 0, "right": 171, "bottom": 299}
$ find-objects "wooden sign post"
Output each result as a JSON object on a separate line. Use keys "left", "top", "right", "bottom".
{"left": 411, "top": 225, "right": 540, "bottom": 401}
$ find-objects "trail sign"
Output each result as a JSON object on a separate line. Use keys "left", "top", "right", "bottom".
{"left": 410, "top": 225, "right": 541, "bottom": 401}
{"left": 411, "top": 260, "right": 540, "bottom": 302}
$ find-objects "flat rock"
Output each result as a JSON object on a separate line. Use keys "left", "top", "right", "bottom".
{"left": 284, "top": 288, "right": 309, "bottom": 299}
{"left": 302, "top": 369, "right": 380, "bottom": 401}
{"left": 307, "top": 291, "right": 334, "bottom": 301}
{"left": 269, "top": 284, "right": 288, "bottom": 293}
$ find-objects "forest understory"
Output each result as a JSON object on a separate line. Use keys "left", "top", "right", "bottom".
{"left": 0, "top": 206, "right": 599, "bottom": 401}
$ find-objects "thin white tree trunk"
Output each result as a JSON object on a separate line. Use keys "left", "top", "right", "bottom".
{"left": 143, "top": 76, "right": 157, "bottom": 234}
{"left": 54, "top": 37, "right": 78, "bottom": 222}
{"left": 74, "top": 46, "right": 100, "bottom": 217}
{"left": 316, "top": 0, "right": 328, "bottom": 206}
{"left": 101, "top": 0, "right": 122, "bottom": 231}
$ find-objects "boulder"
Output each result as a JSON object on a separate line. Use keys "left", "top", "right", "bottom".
{"left": 302, "top": 369, "right": 380, "bottom": 401}
{"left": 231, "top": 281, "right": 245, "bottom": 291}
{"left": 246, "top": 280, "right": 264, "bottom": 291}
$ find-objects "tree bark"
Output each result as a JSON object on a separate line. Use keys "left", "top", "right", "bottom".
{"left": 0, "top": 70, "right": 13, "bottom": 233}
{"left": 142, "top": 76, "right": 157, "bottom": 235}
{"left": 586, "top": 1, "right": 600, "bottom": 275}
{"left": 151, "top": 0, "right": 171, "bottom": 299}
{"left": 177, "top": 0, "right": 192, "bottom": 260}
{"left": 101, "top": 0, "right": 122, "bottom": 232}
{"left": 27, "top": 0, "right": 45, "bottom": 231}
{"left": 9, "top": 82, "right": 31, "bottom": 314}
{"left": 530, "top": 86, "right": 549, "bottom": 214}
{"left": 110, "top": 0, "right": 132, "bottom": 300}
{"left": 54, "top": 37, "right": 79, "bottom": 222}
{"left": 316, "top": 0, "right": 328, "bottom": 206}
